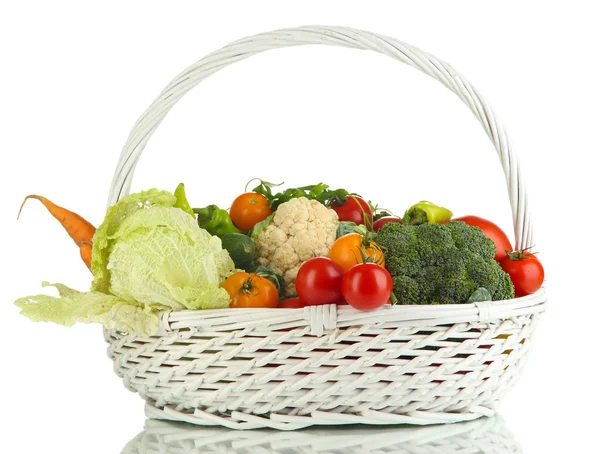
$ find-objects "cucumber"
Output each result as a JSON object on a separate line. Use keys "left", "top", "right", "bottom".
{"left": 220, "top": 233, "right": 256, "bottom": 270}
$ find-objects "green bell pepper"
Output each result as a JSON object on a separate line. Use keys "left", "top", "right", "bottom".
{"left": 194, "top": 205, "right": 241, "bottom": 237}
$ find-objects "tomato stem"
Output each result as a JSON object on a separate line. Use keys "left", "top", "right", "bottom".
{"left": 239, "top": 276, "right": 260, "bottom": 296}
{"left": 506, "top": 246, "right": 537, "bottom": 260}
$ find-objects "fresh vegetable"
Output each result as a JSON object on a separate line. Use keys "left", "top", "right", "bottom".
{"left": 250, "top": 180, "right": 349, "bottom": 211}
{"left": 15, "top": 282, "right": 163, "bottom": 335}
{"left": 453, "top": 215, "right": 513, "bottom": 262}
{"left": 336, "top": 221, "right": 358, "bottom": 238}
{"left": 499, "top": 249, "right": 544, "bottom": 297}
{"left": 403, "top": 201, "right": 453, "bottom": 225}
{"left": 16, "top": 190, "right": 236, "bottom": 336}
{"left": 330, "top": 195, "right": 373, "bottom": 227}
{"left": 467, "top": 287, "right": 493, "bottom": 303}
{"left": 220, "top": 233, "right": 255, "bottom": 270}
{"left": 252, "top": 197, "right": 339, "bottom": 295}
{"left": 295, "top": 257, "right": 345, "bottom": 306}
{"left": 194, "top": 204, "right": 242, "bottom": 237}
{"left": 278, "top": 297, "right": 306, "bottom": 308}
{"left": 372, "top": 209, "right": 394, "bottom": 222}
{"left": 230, "top": 192, "right": 272, "bottom": 232}
{"left": 173, "top": 183, "right": 195, "bottom": 217}
{"left": 18, "top": 195, "right": 96, "bottom": 270}
{"left": 222, "top": 272, "right": 279, "bottom": 308}
{"left": 248, "top": 265, "right": 285, "bottom": 295}
{"left": 328, "top": 226, "right": 385, "bottom": 273}
{"left": 372, "top": 216, "right": 402, "bottom": 232}
{"left": 341, "top": 263, "right": 392, "bottom": 311}
{"left": 375, "top": 221, "right": 515, "bottom": 304}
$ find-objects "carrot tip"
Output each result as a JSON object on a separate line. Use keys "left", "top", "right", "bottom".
{"left": 17, "top": 195, "right": 44, "bottom": 220}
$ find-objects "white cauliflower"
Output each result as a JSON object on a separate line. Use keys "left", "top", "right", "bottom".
{"left": 252, "top": 197, "right": 339, "bottom": 295}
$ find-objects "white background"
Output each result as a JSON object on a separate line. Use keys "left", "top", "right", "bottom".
{"left": 1, "top": 1, "right": 598, "bottom": 452}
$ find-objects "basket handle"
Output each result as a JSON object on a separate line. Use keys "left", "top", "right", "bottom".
{"left": 108, "top": 25, "right": 533, "bottom": 249}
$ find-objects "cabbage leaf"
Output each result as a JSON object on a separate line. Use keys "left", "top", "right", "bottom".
{"left": 15, "top": 189, "right": 235, "bottom": 337}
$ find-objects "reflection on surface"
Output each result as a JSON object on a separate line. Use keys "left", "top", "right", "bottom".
{"left": 122, "top": 414, "right": 520, "bottom": 453}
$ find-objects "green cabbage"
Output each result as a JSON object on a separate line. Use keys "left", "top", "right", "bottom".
{"left": 91, "top": 188, "right": 177, "bottom": 293}
{"left": 15, "top": 189, "right": 235, "bottom": 337}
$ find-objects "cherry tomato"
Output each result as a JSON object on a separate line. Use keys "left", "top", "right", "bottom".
{"left": 222, "top": 272, "right": 279, "bottom": 308}
{"left": 341, "top": 263, "right": 393, "bottom": 311}
{"left": 278, "top": 297, "right": 306, "bottom": 308}
{"left": 499, "top": 250, "right": 545, "bottom": 297}
{"left": 230, "top": 192, "right": 272, "bottom": 232}
{"left": 372, "top": 216, "right": 402, "bottom": 232}
{"left": 295, "top": 257, "right": 344, "bottom": 305}
{"left": 328, "top": 233, "right": 385, "bottom": 273}
{"left": 331, "top": 196, "right": 373, "bottom": 227}
{"left": 453, "top": 215, "right": 513, "bottom": 262}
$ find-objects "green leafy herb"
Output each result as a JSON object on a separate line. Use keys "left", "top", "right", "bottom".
{"left": 248, "top": 179, "right": 349, "bottom": 210}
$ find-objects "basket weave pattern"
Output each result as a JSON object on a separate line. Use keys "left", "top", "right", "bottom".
{"left": 104, "top": 26, "right": 548, "bottom": 430}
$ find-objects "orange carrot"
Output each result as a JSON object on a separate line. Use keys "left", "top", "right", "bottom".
{"left": 18, "top": 195, "right": 96, "bottom": 270}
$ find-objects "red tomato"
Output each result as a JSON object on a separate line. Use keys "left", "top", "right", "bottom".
{"left": 453, "top": 215, "right": 513, "bottom": 262}
{"left": 499, "top": 251, "right": 545, "bottom": 297}
{"left": 331, "top": 196, "right": 373, "bottom": 227}
{"left": 295, "top": 257, "right": 344, "bottom": 306}
{"left": 278, "top": 297, "right": 306, "bottom": 308}
{"left": 372, "top": 216, "right": 402, "bottom": 232}
{"left": 341, "top": 263, "right": 393, "bottom": 311}
{"left": 230, "top": 192, "right": 272, "bottom": 232}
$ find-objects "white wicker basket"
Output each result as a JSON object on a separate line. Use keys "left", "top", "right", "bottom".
{"left": 105, "top": 26, "right": 548, "bottom": 430}
{"left": 122, "top": 414, "right": 521, "bottom": 453}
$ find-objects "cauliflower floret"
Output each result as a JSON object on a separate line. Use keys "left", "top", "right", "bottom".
{"left": 253, "top": 197, "right": 339, "bottom": 295}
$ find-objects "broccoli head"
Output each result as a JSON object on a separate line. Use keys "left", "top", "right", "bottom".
{"left": 376, "top": 221, "right": 514, "bottom": 304}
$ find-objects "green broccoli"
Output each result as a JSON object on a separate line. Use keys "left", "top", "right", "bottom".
{"left": 375, "top": 221, "right": 514, "bottom": 304}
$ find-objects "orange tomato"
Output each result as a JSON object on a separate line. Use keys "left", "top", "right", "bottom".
{"left": 222, "top": 272, "right": 279, "bottom": 308}
{"left": 229, "top": 192, "right": 272, "bottom": 232}
{"left": 328, "top": 233, "right": 385, "bottom": 273}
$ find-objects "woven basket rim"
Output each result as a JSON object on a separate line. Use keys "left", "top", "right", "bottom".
{"left": 108, "top": 287, "right": 547, "bottom": 336}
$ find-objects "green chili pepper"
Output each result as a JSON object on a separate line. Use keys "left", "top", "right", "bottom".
{"left": 173, "top": 183, "right": 195, "bottom": 217}
{"left": 193, "top": 205, "right": 241, "bottom": 236}
{"left": 402, "top": 201, "right": 453, "bottom": 225}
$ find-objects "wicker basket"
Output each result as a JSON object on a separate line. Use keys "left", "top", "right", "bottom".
{"left": 122, "top": 414, "right": 521, "bottom": 453}
{"left": 105, "top": 26, "right": 548, "bottom": 430}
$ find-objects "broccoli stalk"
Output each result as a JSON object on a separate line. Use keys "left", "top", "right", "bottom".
{"left": 375, "top": 221, "right": 515, "bottom": 304}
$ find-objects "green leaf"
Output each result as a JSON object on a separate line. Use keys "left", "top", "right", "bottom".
{"left": 467, "top": 287, "right": 493, "bottom": 303}
{"left": 15, "top": 282, "right": 164, "bottom": 337}
{"left": 249, "top": 265, "right": 285, "bottom": 294}
{"left": 249, "top": 213, "right": 274, "bottom": 239}
{"left": 336, "top": 221, "right": 357, "bottom": 238}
